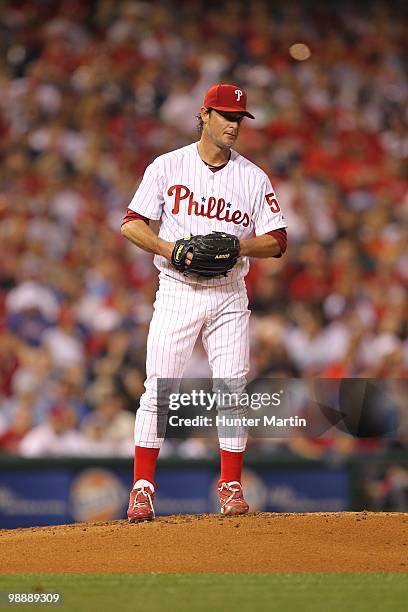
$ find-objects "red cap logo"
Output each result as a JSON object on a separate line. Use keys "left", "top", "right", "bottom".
{"left": 203, "top": 83, "right": 255, "bottom": 119}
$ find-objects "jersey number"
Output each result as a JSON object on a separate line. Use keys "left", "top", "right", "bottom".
{"left": 265, "top": 193, "right": 281, "bottom": 213}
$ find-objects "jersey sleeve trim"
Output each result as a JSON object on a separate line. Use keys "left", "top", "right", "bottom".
{"left": 266, "top": 228, "right": 287, "bottom": 258}
{"left": 121, "top": 209, "right": 150, "bottom": 226}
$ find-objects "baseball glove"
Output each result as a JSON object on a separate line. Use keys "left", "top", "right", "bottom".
{"left": 171, "top": 232, "right": 240, "bottom": 278}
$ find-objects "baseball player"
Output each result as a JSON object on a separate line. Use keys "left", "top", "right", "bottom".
{"left": 121, "top": 83, "right": 287, "bottom": 521}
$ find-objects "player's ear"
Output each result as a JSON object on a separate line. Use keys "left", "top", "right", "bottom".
{"left": 200, "top": 106, "right": 211, "bottom": 124}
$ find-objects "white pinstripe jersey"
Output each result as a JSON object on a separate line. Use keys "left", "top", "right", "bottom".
{"left": 128, "top": 142, "right": 287, "bottom": 286}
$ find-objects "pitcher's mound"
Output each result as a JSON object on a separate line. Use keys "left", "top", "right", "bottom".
{"left": 1, "top": 512, "right": 407, "bottom": 574}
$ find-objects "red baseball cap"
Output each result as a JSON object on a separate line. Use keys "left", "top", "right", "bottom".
{"left": 203, "top": 83, "right": 255, "bottom": 119}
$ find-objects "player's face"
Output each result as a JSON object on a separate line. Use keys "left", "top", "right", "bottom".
{"left": 202, "top": 108, "right": 245, "bottom": 149}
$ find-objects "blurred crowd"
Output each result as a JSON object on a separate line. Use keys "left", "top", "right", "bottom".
{"left": 0, "top": 0, "right": 407, "bottom": 458}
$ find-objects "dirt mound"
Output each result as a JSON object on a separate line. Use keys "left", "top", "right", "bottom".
{"left": 1, "top": 512, "right": 407, "bottom": 574}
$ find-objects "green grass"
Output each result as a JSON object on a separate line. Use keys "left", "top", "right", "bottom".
{"left": 0, "top": 573, "right": 407, "bottom": 612}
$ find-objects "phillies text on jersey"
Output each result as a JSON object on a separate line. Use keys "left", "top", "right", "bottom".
{"left": 128, "top": 142, "right": 287, "bottom": 284}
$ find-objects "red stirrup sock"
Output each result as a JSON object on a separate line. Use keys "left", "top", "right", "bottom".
{"left": 218, "top": 449, "right": 245, "bottom": 487}
{"left": 133, "top": 446, "right": 160, "bottom": 488}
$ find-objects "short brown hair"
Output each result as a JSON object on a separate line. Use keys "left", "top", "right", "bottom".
{"left": 196, "top": 108, "right": 212, "bottom": 134}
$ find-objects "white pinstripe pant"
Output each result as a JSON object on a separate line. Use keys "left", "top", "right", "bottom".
{"left": 134, "top": 274, "right": 250, "bottom": 451}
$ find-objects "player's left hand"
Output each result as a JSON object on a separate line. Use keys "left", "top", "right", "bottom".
{"left": 171, "top": 232, "right": 240, "bottom": 278}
